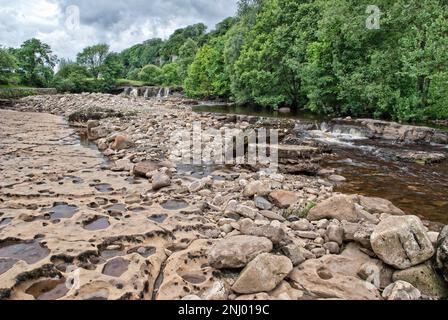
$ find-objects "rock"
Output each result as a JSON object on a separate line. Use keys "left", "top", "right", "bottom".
{"left": 235, "top": 205, "right": 258, "bottom": 220}
{"left": 243, "top": 181, "right": 270, "bottom": 198}
{"left": 278, "top": 107, "right": 291, "bottom": 114}
{"left": 392, "top": 264, "right": 448, "bottom": 298}
{"left": 291, "top": 219, "right": 313, "bottom": 231}
{"left": 111, "top": 134, "right": 133, "bottom": 151}
{"left": 281, "top": 244, "right": 306, "bottom": 266}
{"left": 202, "top": 281, "right": 229, "bottom": 300}
{"left": 151, "top": 173, "right": 171, "bottom": 191}
{"left": 259, "top": 210, "right": 285, "bottom": 222}
{"left": 269, "top": 190, "right": 298, "bottom": 208}
{"left": 232, "top": 253, "right": 293, "bottom": 294}
{"left": 289, "top": 254, "right": 382, "bottom": 300}
{"left": 357, "top": 260, "right": 393, "bottom": 290}
{"left": 208, "top": 236, "right": 273, "bottom": 269}
{"left": 435, "top": 225, "right": 448, "bottom": 282}
{"left": 134, "top": 161, "right": 160, "bottom": 177}
{"left": 296, "top": 231, "right": 320, "bottom": 240}
{"left": 370, "top": 215, "right": 435, "bottom": 269}
{"left": 254, "top": 197, "right": 273, "bottom": 210}
{"left": 358, "top": 196, "right": 404, "bottom": 216}
{"left": 323, "top": 242, "right": 340, "bottom": 254}
{"left": 307, "top": 195, "right": 365, "bottom": 222}
{"left": 326, "top": 225, "right": 344, "bottom": 245}
{"left": 328, "top": 175, "right": 346, "bottom": 183}
{"left": 308, "top": 194, "right": 403, "bottom": 222}
{"left": 382, "top": 281, "right": 422, "bottom": 300}
{"left": 189, "top": 178, "right": 211, "bottom": 193}
{"left": 239, "top": 219, "right": 286, "bottom": 244}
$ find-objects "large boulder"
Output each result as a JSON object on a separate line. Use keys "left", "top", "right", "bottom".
{"left": 392, "top": 264, "right": 448, "bottom": 298}
{"left": 370, "top": 216, "right": 435, "bottom": 269}
{"left": 208, "top": 236, "right": 273, "bottom": 269}
{"left": 232, "top": 253, "right": 293, "bottom": 294}
{"left": 269, "top": 190, "right": 298, "bottom": 208}
{"left": 435, "top": 226, "right": 448, "bottom": 282}
{"left": 289, "top": 253, "right": 382, "bottom": 300}
{"left": 308, "top": 194, "right": 403, "bottom": 222}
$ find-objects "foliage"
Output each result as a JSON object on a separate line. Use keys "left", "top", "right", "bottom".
{"left": 138, "top": 64, "right": 163, "bottom": 85}
{"left": 161, "top": 63, "right": 181, "bottom": 86}
{"left": 76, "top": 44, "right": 110, "bottom": 79}
{"left": 14, "top": 38, "right": 57, "bottom": 87}
{"left": 0, "top": 47, "right": 18, "bottom": 84}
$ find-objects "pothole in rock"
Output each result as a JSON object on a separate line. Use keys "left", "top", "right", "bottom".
{"left": 105, "top": 203, "right": 127, "bottom": 216}
{"left": 127, "top": 246, "right": 156, "bottom": 258}
{"left": 0, "top": 258, "right": 17, "bottom": 275}
{"left": 93, "top": 183, "right": 114, "bottom": 193}
{"left": 0, "top": 240, "right": 50, "bottom": 264}
{"left": 125, "top": 177, "right": 144, "bottom": 185}
{"left": 0, "top": 218, "right": 12, "bottom": 226}
{"left": 100, "top": 247, "right": 125, "bottom": 260}
{"left": 181, "top": 273, "right": 207, "bottom": 284}
{"left": 25, "top": 279, "right": 69, "bottom": 300}
{"left": 102, "top": 258, "right": 130, "bottom": 277}
{"left": 148, "top": 214, "right": 168, "bottom": 224}
{"left": 83, "top": 217, "right": 110, "bottom": 231}
{"left": 161, "top": 200, "right": 189, "bottom": 210}
{"left": 43, "top": 203, "right": 78, "bottom": 221}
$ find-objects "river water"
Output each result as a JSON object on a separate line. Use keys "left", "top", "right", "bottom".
{"left": 193, "top": 104, "right": 448, "bottom": 224}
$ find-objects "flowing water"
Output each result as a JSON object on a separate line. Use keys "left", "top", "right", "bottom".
{"left": 194, "top": 104, "right": 448, "bottom": 224}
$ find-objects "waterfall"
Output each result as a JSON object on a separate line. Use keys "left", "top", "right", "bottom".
{"left": 143, "top": 88, "right": 150, "bottom": 100}
{"left": 156, "top": 87, "right": 163, "bottom": 101}
{"left": 164, "top": 87, "right": 170, "bottom": 98}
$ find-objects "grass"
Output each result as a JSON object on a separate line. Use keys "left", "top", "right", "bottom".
{"left": 115, "top": 79, "right": 147, "bottom": 87}
{"left": 0, "top": 84, "right": 35, "bottom": 89}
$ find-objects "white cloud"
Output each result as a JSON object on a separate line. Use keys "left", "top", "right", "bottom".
{"left": 0, "top": 0, "right": 238, "bottom": 59}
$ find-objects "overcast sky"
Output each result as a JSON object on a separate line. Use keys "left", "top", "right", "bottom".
{"left": 0, "top": 0, "right": 238, "bottom": 60}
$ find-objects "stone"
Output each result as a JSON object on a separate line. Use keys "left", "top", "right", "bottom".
{"left": 239, "top": 219, "right": 286, "bottom": 244}
{"left": 357, "top": 260, "right": 393, "bottom": 290}
{"left": 323, "top": 242, "right": 340, "bottom": 254}
{"left": 296, "top": 231, "right": 320, "bottom": 240}
{"left": 358, "top": 196, "right": 405, "bottom": 215}
{"left": 392, "top": 264, "right": 448, "bottom": 298}
{"left": 111, "top": 134, "right": 133, "bottom": 151}
{"left": 235, "top": 205, "right": 258, "bottom": 220}
{"left": 189, "top": 178, "right": 211, "bottom": 193}
{"left": 243, "top": 181, "right": 270, "bottom": 198}
{"left": 269, "top": 190, "right": 298, "bottom": 208}
{"left": 259, "top": 210, "right": 285, "bottom": 222}
{"left": 328, "top": 175, "right": 346, "bottom": 183}
{"left": 208, "top": 236, "right": 273, "bottom": 269}
{"left": 382, "top": 281, "right": 421, "bottom": 300}
{"left": 308, "top": 194, "right": 402, "bottom": 222}
{"left": 151, "top": 173, "right": 171, "bottom": 191}
{"left": 289, "top": 254, "right": 382, "bottom": 300}
{"left": 254, "top": 197, "right": 273, "bottom": 210}
{"left": 370, "top": 215, "right": 435, "bottom": 269}
{"left": 326, "top": 225, "right": 344, "bottom": 245}
{"left": 291, "top": 219, "right": 313, "bottom": 231}
{"left": 134, "top": 161, "right": 159, "bottom": 177}
{"left": 202, "top": 281, "right": 229, "bottom": 300}
{"left": 281, "top": 244, "right": 306, "bottom": 266}
{"left": 308, "top": 195, "right": 362, "bottom": 222}
{"left": 232, "top": 253, "right": 293, "bottom": 294}
{"left": 435, "top": 226, "right": 448, "bottom": 282}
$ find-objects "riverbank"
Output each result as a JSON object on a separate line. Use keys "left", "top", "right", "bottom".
{"left": 0, "top": 93, "right": 447, "bottom": 300}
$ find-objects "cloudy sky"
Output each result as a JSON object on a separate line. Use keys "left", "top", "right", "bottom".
{"left": 0, "top": 0, "right": 238, "bottom": 59}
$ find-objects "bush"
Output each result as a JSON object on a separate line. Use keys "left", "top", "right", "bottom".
{"left": 138, "top": 64, "right": 162, "bottom": 85}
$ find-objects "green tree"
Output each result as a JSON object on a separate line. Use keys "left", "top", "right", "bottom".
{"left": 15, "top": 38, "right": 57, "bottom": 87}
{"left": 161, "top": 63, "right": 181, "bottom": 86}
{"left": 76, "top": 44, "right": 109, "bottom": 79}
{"left": 177, "top": 38, "right": 199, "bottom": 81}
{"left": 0, "top": 47, "right": 17, "bottom": 85}
{"left": 138, "top": 64, "right": 163, "bottom": 85}
{"left": 185, "top": 37, "right": 231, "bottom": 98}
